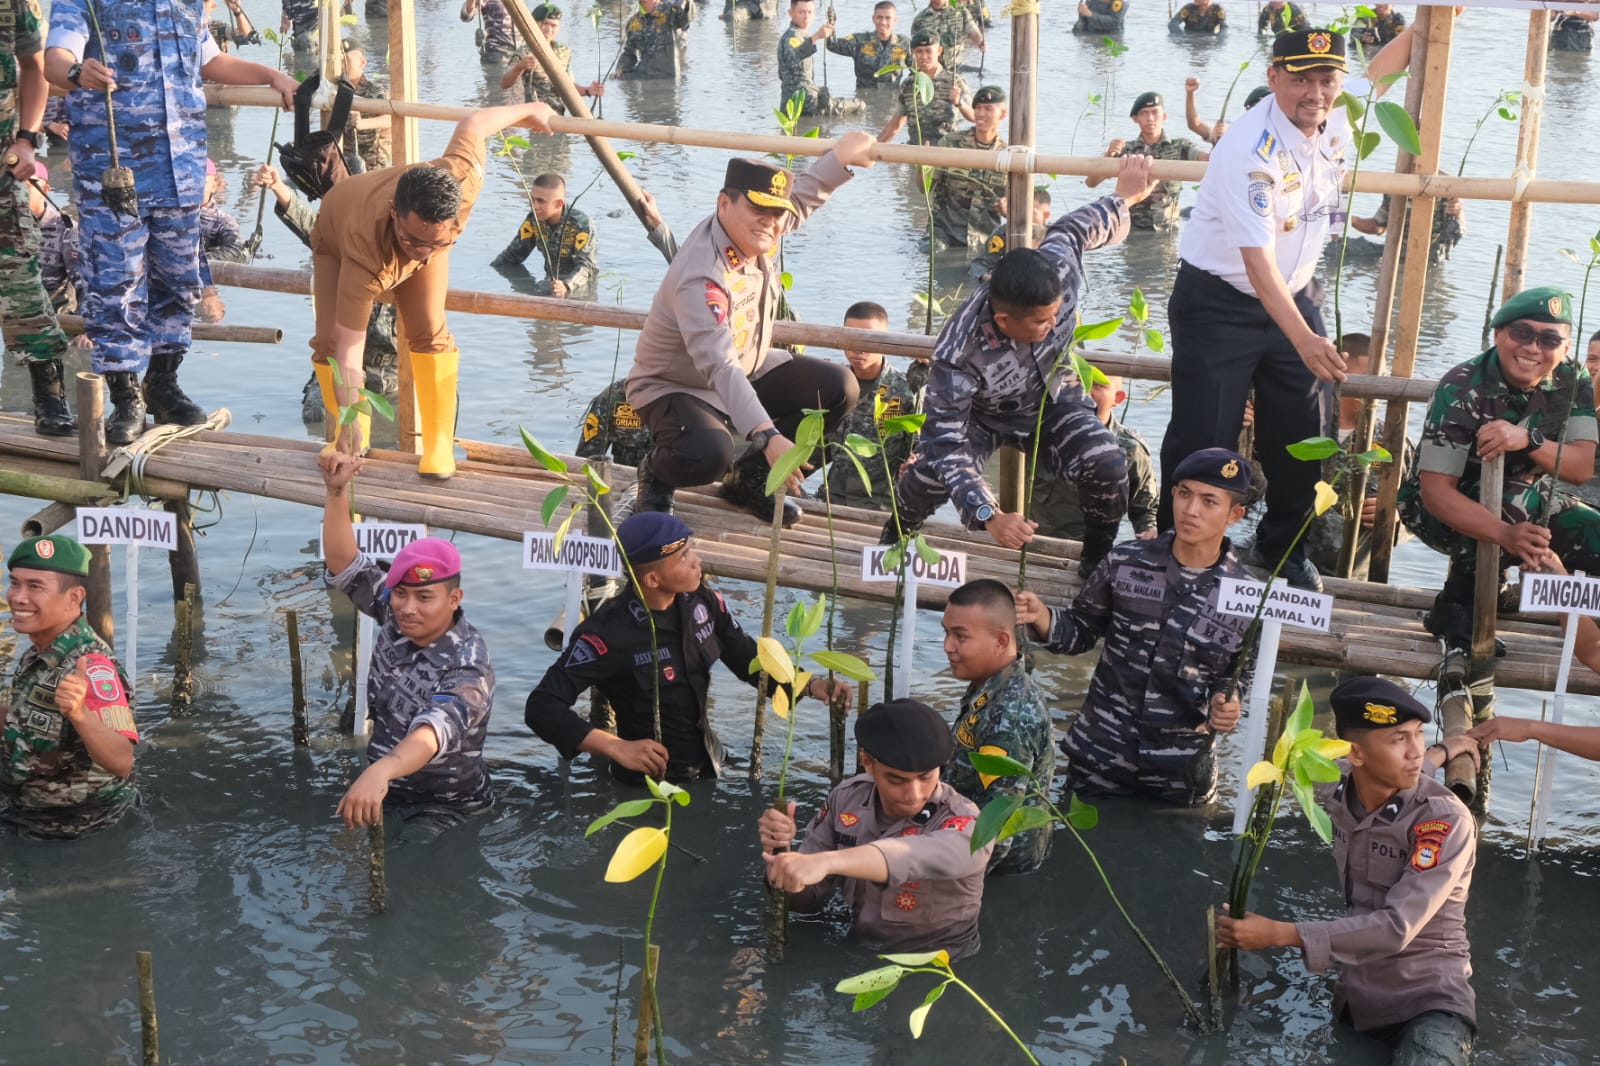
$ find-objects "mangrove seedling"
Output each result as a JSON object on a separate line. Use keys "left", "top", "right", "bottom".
{"left": 587, "top": 776, "right": 691, "bottom": 1066}
{"left": 966, "top": 750, "right": 1208, "bottom": 1028}
{"left": 836, "top": 950, "right": 1039, "bottom": 1063}
{"left": 1214, "top": 59, "right": 1251, "bottom": 128}
{"left": 1069, "top": 91, "right": 1103, "bottom": 156}
{"left": 1099, "top": 36, "right": 1128, "bottom": 141}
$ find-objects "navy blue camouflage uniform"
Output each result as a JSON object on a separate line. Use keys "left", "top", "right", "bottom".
{"left": 891, "top": 196, "right": 1132, "bottom": 541}
{"left": 326, "top": 555, "right": 497, "bottom": 825}
{"left": 1038, "top": 531, "right": 1252, "bottom": 805}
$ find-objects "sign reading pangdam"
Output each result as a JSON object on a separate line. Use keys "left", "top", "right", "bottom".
{"left": 860, "top": 545, "right": 968, "bottom": 589}
{"left": 1520, "top": 572, "right": 1600, "bottom": 617}
{"left": 1217, "top": 577, "right": 1333, "bottom": 632}
{"left": 319, "top": 522, "right": 427, "bottom": 561}
{"left": 77, "top": 507, "right": 178, "bottom": 550}
{"left": 523, "top": 532, "right": 624, "bottom": 577}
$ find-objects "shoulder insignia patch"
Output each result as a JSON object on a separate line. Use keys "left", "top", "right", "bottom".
{"left": 975, "top": 744, "right": 1010, "bottom": 788}
{"left": 705, "top": 282, "right": 730, "bottom": 324}
{"left": 582, "top": 411, "right": 601, "bottom": 441}
{"left": 519, "top": 218, "right": 536, "bottom": 240}
{"left": 579, "top": 633, "right": 608, "bottom": 655}
{"left": 987, "top": 234, "right": 1005, "bottom": 254}
{"left": 567, "top": 637, "right": 599, "bottom": 666}
{"left": 574, "top": 231, "right": 590, "bottom": 250}
{"left": 1414, "top": 819, "right": 1452, "bottom": 838}
{"left": 614, "top": 402, "right": 642, "bottom": 429}
{"left": 939, "top": 815, "right": 975, "bottom": 832}
{"left": 1254, "top": 129, "right": 1276, "bottom": 162}
{"left": 788, "top": 34, "right": 803, "bottom": 46}
{"left": 1410, "top": 819, "right": 1451, "bottom": 871}
{"left": 838, "top": 811, "right": 860, "bottom": 827}
{"left": 724, "top": 244, "right": 742, "bottom": 269}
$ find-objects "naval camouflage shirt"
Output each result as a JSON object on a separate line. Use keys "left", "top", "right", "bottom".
{"left": 1169, "top": 1, "right": 1226, "bottom": 33}
{"left": 943, "top": 657, "right": 1054, "bottom": 875}
{"left": 2, "top": 615, "right": 138, "bottom": 838}
{"left": 327, "top": 555, "right": 496, "bottom": 814}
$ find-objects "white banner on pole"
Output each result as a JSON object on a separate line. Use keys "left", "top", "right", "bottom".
{"left": 523, "top": 532, "right": 624, "bottom": 577}
{"left": 1518, "top": 571, "right": 1590, "bottom": 849}
{"left": 77, "top": 506, "right": 179, "bottom": 697}
{"left": 860, "top": 545, "right": 968, "bottom": 589}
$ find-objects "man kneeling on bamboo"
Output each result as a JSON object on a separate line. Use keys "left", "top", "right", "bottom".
{"left": 308, "top": 100, "right": 557, "bottom": 478}
{"left": 760, "top": 699, "right": 993, "bottom": 959}
{"left": 321, "top": 454, "right": 496, "bottom": 839}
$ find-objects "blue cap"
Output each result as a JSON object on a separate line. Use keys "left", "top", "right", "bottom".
{"left": 618, "top": 512, "right": 694, "bottom": 567}
{"left": 1172, "top": 447, "right": 1252, "bottom": 496}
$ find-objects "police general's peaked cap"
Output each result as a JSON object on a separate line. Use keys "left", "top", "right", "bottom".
{"left": 724, "top": 158, "right": 799, "bottom": 216}
{"left": 1490, "top": 285, "right": 1574, "bottom": 329}
{"left": 856, "top": 699, "right": 953, "bottom": 772}
{"left": 618, "top": 512, "right": 694, "bottom": 567}
{"left": 8, "top": 534, "right": 92, "bottom": 578}
{"left": 1330, "top": 676, "right": 1431, "bottom": 734}
{"left": 1272, "top": 27, "right": 1347, "bottom": 72}
{"left": 1171, "top": 447, "right": 1252, "bottom": 496}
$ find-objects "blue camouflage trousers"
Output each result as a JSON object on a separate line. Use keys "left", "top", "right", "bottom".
{"left": 77, "top": 191, "right": 201, "bottom": 374}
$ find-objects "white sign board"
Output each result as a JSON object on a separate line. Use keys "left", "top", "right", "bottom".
{"left": 523, "top": 532, "right": 624, "bottom": 577}
{"left": 1217, "top": 577, "right": 1333, "bottom": 632}
{"left": 77, "top": 507, "right": 177, "bottom": 550}
{"left": 319, "top": 521, "right": 427, "bottom": 562}
{"left": 860, "top": 545, "right": 969, "bottom": 589}
{"left": 1519, "top": 572, "right": 1600, "bottom": 617}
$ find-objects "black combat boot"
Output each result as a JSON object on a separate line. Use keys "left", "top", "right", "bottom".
{"left": 1078, "top": 521, "right": 1120, "bottom": 577}
{"left": 28, "top": 359, "right": 77, "bottom": 437}
{"left": 719, "top": 446, "right": 802, "bottom": 527}
{"left": 143, "top": 352, "right": 207, "bottom": 426}
{"left": 633, "top": 450, "right": 677, "bottom": 515}
{"left": 104, "top": 371, "right": 147, "bottom": 445}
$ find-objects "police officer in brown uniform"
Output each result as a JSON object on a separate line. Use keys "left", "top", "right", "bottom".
{"left": 624, "top": 134, "right": 877, "bottom": 526}
{"left": 760, "top": 698, "right": 994, "bottom": 959}
{"left": 1218, "top": 677, "right": 1479, "bottom": 1065}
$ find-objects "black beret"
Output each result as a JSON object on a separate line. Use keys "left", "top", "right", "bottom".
{"left": 855, "top": 699, "right": 953, "bottom": 772}
{"left": 1272, "top": 27, "right": 1347, "bottom": 72}
{"left": 909, "top": 30, "right": 938, "bottom": 47}
{"left": 617, "top": 512, "right": 694, "bottom": 567}
{"left": 1330, "top": 676, "right": 1432, "bottom": 734}
{"left": 1129, "top": 90, "right": 1162, "bottom": 116}
{"left": 1171, "top": 447, "right": 1251, "bottom": 497}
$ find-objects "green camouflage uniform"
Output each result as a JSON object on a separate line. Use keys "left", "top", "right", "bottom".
{"left": 492, "top": 206, "right": 599, "bottom": 294}
{"left": 968, "top": 220, "right": 1045, "bottom": 279}
{"left": 1117, "top": 133, "right": 1201, "bottom": 231}
{"left": 344, "top": 74, "right": 393, "bottom": 171}
{"left": 618, "top": 0, "right": 694, "bottom": 79}
{"left": 823, "top": 363, "right": 919, "bottom": 511}
{"left": 575, "top": 379, "right": 654, "bottom": 467}
{"left": 893, "top": 66, "right": 969, "bottom": 145}
{"left": 929, "top": 127, "right": 1007, "bottom": 250}
{"left": 1168, "top": 1, "right": 1225, "bottom": 33}
{"left": 2, "top": 616, "right": 138, "bottom": 838}
{"left": 1303, "top": 425, "right": 1414, "bottom": 580}
{"left": 1027, "top": 417, "right": 1158, "bottom": 539}
{"left": 910, "top": 3, "right": 979, "bottom": 68}
{"left": 825, "top": 30, "right": 909, "bottom": 89}
{"left": 1352, "top": 8, "right": 1404, "bottom": 46}
{"left": 1257, "top": 1, "right": 1308, "bottom": 33}
{"left": 943, "top": 657, "right": 1054, "bottom": 875}
{"left": 0, "top": 0, "right": 70, "bottom": 366}
{"left": 1399, "top": 347, "right": 1600, "bottom": 570}
{"left": 516, "top": 40, "right": 574, "bottom": 112}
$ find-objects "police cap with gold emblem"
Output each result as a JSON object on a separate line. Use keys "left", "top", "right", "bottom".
{"left": 385, "top": 537, "right": 463, "bottom": 589}
{"left": 724, "top": 158, "right": 799, "bottom": 216}
{"left": 1171, "top": 446, "right": 1252, "bottom": 497}
{"left": 856, "top": 699, "right": 954, "bottom": 772}
{"left": 1490, "top": 285, "right": 1574, "bottom": 329}
{"left": 1330, "top": 676, "right": 1432, "bottom": 735}
{"left": 1271, "top": 27, "right": 1348, "bottom": 72}
{"left": 618, "top": 511, "right": 694, "bottom": 568}
{"left": 7, "top": 534, "right": 92, "bottom": 578}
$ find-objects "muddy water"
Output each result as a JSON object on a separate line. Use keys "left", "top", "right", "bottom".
{"left": 5, "top": 0, "right": 1600, "bottom": 1061}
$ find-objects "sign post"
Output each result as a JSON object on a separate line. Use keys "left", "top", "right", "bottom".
{"left": 77, "top": 506, "right": 179, "bottom": 693}
{"left": 322, "top": 522, "right": 428, "bottom": 736}
{"left": 1518, "top": 570, "right": 1598, "bottom": 849}
{"left": 860, "top": 545, "right": 968, "bottom": 700}
{"left": 523, "top": 532, "right": 625, "bottom": 651}
{"left": 1217, "top": 576, "right": 1335, "bottom": 835}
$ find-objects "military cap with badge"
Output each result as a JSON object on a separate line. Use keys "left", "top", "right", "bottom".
{"left": 7, "top": 534, "right": 93, "bottom": 577}
{"left": 1271, "top": 27, "right": 1347, "bottom": 72}
{"left": 1328, "top": 675, "right": 1432, "bottom": 734}
{"left": 724, "top": 158, "right": 799, "bottom": 216}
{"left": 1171, "top": 446, "right": 1253, "bottom": 497}
{"left": 1490, "top": 285, "right": 1573, "bottom": 330}
{"left": 972, "top": 85, "right": 1006, "bottom": 105}
{"left": 618, "top": 511, "right": 695, "bottom": 568}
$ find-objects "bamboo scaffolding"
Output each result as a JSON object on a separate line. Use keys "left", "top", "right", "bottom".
{"left": 1502, "top": 9, "right": 1551, "bottom": 299}
{"left": 56, "top": 314, "right": 281, "bottom": 345}
{"left": 202, "top": 84, "right": 1600, "bottom": 204}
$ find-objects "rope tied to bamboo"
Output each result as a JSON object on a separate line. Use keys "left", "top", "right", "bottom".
{"left": 1000, "top": 0, "right": 1040, "bottom": 15}
{"left": 1512, "top": 160, "right": 1535, "bottom": 203}
{"left": 112, "top": 410, "right": 234, "bottom": 499}
{"left": 996, "top": 144, "right": 1037, "bottom": 176}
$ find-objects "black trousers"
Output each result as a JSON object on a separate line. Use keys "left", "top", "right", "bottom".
{"left": 1158, "top": 261, "right": 1332, "bottom": 561}
{"left": 638, "top": 353, "right": 858, "bottom": 488}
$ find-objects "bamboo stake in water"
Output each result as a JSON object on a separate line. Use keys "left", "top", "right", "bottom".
{"left": 287, "top": 609, "right": 309, "bottom": 746}
{"left": 633, "top": 942, "right": 660, "bottom": 1066}
{"left": 368, "top": 813, "right": 388, "bottom": 914}
{"left": 136, "top": 950, "right": 160, "bottom": 1066}
{"left": 748, "top": 488, "right": 787, "bottom": 781}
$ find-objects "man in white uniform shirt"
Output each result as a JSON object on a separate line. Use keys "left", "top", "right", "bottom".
{"left": 1155, "top": 26, "right": 1413, "bottom": 591}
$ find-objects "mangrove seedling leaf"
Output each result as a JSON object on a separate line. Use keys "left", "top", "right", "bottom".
{"left": 1374, "top": 101, "right": 1422, "bottom": 156}
{"left": 780, "top": 270, "right": 794, "bottom": 291}
{"left": 795, "top": 409, "right": 826, "bottom": 451}
{"left": 645, "top": 775, "right": 665, "bottom": 800}
{"left": 765, "top": 440, "right": 813, "bottom": 495}
{"left": 852, "top": 985, "right": 897, "bottom": 1012}
{"left": 503, "top": 134, "right": 532, "bottom": 150}
{"left": 552, "top": 508, "right": 577, "bottom": 555}
{"left": 520, "top": 427, "right": 570, "bottom": 474}
{"left": 881, "top": 950, "right": 950, "bottom": 967}
{"left": 1286, "top": 436, "right": 1342, "bottom": 461}
{"left": 971, "top": 792, "right": 1024, "bottom": 852}
{"left": 792, "top": 670, "right": 813, "bottom": 702}
{"left": 1001, "top": 804, "right": 1054, "bottom": 839}
{"left": 604, "top": 825, "right": 668, "bottom": 882}
{"left": 1305, "top": 802, "right": 1336, "bottom": 845}
{"left": 1144, "top": 328, "right": 1166, "bottom": 353}
{"left": 835, "top": 445, "right": 875, "bottom": 494}
{"left": 1246, "top": 760, "right": 1284, "bottom": 790}
{"left": 1378, "top": 70, "right": 1408, "bottom": 87}
{"left": 757, "top": 636, "right": 797, "bottom": 685}
{"left": 340, "top": 12, "right": 359, "bottom": 24}
{"left": 1072, "top": 316, "right": 1124, "bottom": 343}
{"left": 540, "top": 484, "right": 570, "bottom": 527}
{"left": 836, "top": 964, "right": 909, "bottom": 995}
{"left": 585, "top": 797, "right": 657, "bottom": 836}
{"left": 785, "top": 601, "right": 809, "bottom": 641}
{"left": 1298, "top": 749, "right": 1344, "bottom": 783}
{"left": 1355, "top": 446, "right": 1393, "bottom": 465}
{"left": 1129, "top": 287, "right": 1148, "bottom": 322}
{"left": 913, "top": 533, "right": 941, "bottom": 567}
{"left": 1339, "top": 90, "right": 1365, "bottom": 124}
{"left": 358, "top": 389, "right": 396, "bottom": 422}
{"left": 1314, "top": 737, "right": 1353, "bottom": 760}
{"left": 772, "top": 685, "right": 791, "bottom": 720}
{"left": 873, "top": 61, "right": 905, "bottom": 79}
{"left": 913, "top": 70, "right": 935, "bottom": 106}
{"left": 845, "top": 432, "right": 881, "bottom": 457}
{"left": 809, "top": 649, "right": 878, "bottom": 682}
{"left": 969, "top": 750, "right": 1033, "bottom": 779}
{"left": 583, "top": 463, "right": 611, "bottom": 495}
{"left": 670, "top": 787, "right": 691, "bottom": 807}
{"left": 1066, "top": 792, "right": 1099, "bottom": 830}
{"left": 882, "top": 412, "right": 927, "bottom": 436}
{"left": 802, "top": 594, "right": 828, "bottom": 638}
{"left": 882, "top": 542, "right": 906, "bottom": 573}
{"left": 655, "top": 779, "right": 685, "bottom": 800}
{"left": 1356, "top": 130, "right": 1381, "bottom": 161}
{"left": 1355, "top": 3, "right": 1376, "bottom": 16}
{"left": 908, "top": 1002, "right": 933, "bottom": 1039}
{"left": 1313, "top": 480, "right": 1340, "bottom": 516}
{"left": 617, "top": 150, "right": 638, "bottom": 161}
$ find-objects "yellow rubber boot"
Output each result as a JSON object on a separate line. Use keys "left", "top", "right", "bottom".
{"left": 314, "top": 362, "right": 369, "bottom": 455}
{"left": 411, "top": 349, "right": 459, "bottom": 479}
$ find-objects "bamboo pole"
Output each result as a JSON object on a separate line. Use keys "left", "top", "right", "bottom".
{"left": 172, "top": 581, "right": 196, "bottom": 714}
{"left": 1439, "top": 682, "right": 1477, "bottom": 805}
{"left": 21, "top": 500, "right": 76, "bottom": 537}
{"left": 749, "top": 489, "right": 787, "bottom": 782}
{"left": 0, "top": 469, "right": 118, "bottom": 507}
{"left": 202, "top": 84, "right": 1600, "bottom": 204}
{"left": 1501, "top": 9, "right": 1551, "bottom": 299}
{"left": 136, "top": 950, "right": 159, "bottom": 1066}
{"left": 56, "top": 314, "right": 281, "bottom": 344}
{"left": 287, "top": 609, "right": 309, "bottom": 746}
{"left": 388, "top": 0, "right": 421, "bottom": 166}
{"left": 1368, "top": 7, "right": 1454, "bottom": 582}
{"left": 1471, "top": 454, "right": 1505, "bottom": 672}
{"left": 165, "top": 498, "right": 200, "bottom": 603}
{"left": 996, "top": 0, "right": 1040, "bottom": 514}
{"left": 76, "top": 372, "right": 114, "bottom": 646}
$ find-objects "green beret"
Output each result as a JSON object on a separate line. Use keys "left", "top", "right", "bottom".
{"left": 532, "top": 2, "right": 562, "bottom": 18}
{"left": 1490, "top": 286, "right": 1574, "bottom": 329}
{"left": 972, "top": 85, "right": 1006, "bottom": 105}
{"left": 1129, "top": 90, "right": 1163, "bottom": 117}
{"left": 8, "top": 534, "right": 92, "bottom": 577}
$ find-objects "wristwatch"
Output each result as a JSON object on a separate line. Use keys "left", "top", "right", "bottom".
{"left": 1519, "top": 428, "right": 1546, "bottom": 455}
{"left": 12, "top": 129, "right": 39, "bottom": 149}
{"left": 974, "top": 503, "right": 997, "bottom": 524}
{"left": 67, "top": 62, "right": 84, "bottom": 87}
{"left": 750, "top": 426, "right": 780, "bottom": 451}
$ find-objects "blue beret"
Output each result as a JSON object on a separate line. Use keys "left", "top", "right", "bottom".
{"left": 618, "top": 511, "right": 694, "bottom": 567}
{"left": 1171, "top": 447, "right": 1251, "bottom": 496}
{"left": 855, "top": 699, "right": 953, "bottom": 772}
{"left": 1330, "top": 676, "right": 1431, "bottom": 735}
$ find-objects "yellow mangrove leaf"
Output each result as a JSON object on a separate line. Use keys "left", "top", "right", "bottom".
{"left": 1246, "top": 761, "right": 1284, "bottom": 790}
{"left": 772, "top": 685, "right": 790, "bottom": 720}
{"left": 1313, "top": 737, "right": 1352, "bottom": 759}
{"left": 756, "top": 636, "right": 796, "bottom": 685}
{"left": 1313, "top": 480, "right": 1339, "bottom": 516}
{"left": 794, "top": 671, "right": 813, "bottom": 703}
{"left": 603, "top": 825, "right": 668, "bottom": 883}
{"left": 975, "top": 745, "right": 1010, "bottom": 789}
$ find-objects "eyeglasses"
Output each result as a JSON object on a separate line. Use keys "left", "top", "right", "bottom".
{"left": 1505, "top": 322, "right": 1568, "bottom": 352}
{"left": 392, "top": 213, "right": 458, "bottom": 255}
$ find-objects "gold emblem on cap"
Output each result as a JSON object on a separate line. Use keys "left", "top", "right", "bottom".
{"left": 1550, "top": 295, "right": 1564, "bottom": 316}
{"left": 659, "top": 537, "right": 688, "bottom": 556}
{"left": 1308, "top": 31, "right": 1332, "bottom": 53}
{"left": 1363, "top": 702, "right": 1398, "bottom": 725}
{"left": 413, "top": 566, "right": 434, "bottom": 581}
{"left": 1221, "top": 459, "right": 1240, "bottom": 479}
{"left": 770, "top": 170, "right": 789, "bottom": 194}
{"left": 36, "top": 540, "right": 55, "bottom": 559}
